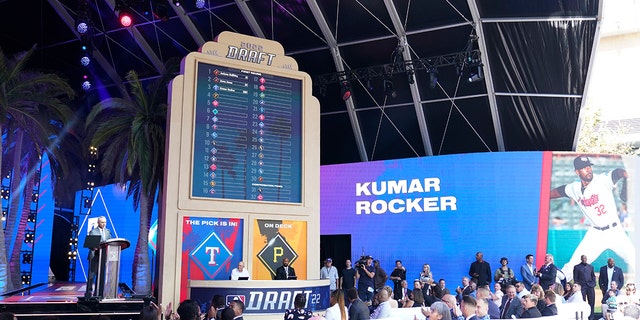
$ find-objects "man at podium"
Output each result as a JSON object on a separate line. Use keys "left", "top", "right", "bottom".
{"left": 85, "top": 216, "right": 112, "bottom": 297}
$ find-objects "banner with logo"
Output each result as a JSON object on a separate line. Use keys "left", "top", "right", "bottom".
{"left": 252, "top": 219, "right": 307, "bottom": 280}
{"left": 181, "top": 216, "right": 244, "bottom": 299}
{"left": 190, "top": 282, "right": 329, "bottom": 314}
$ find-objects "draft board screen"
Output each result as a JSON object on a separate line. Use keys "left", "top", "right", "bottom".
{"left": 191, "top": 61, "right": 302, "bottom": 203}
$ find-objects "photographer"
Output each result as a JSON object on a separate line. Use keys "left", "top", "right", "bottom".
{"left": 356, "top": 255, "right": 376, "bottom": 304}
{"left": 494, "top": 257, "right": 516, "bottom": 291}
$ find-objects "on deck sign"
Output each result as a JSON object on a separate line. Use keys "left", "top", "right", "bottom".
{"left": 257, "top": 233, "right": 298, "bottom": 278}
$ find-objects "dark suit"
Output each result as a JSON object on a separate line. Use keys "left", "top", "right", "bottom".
{"left": 275, "top": 265, "right": 296, "bottom": 280}
{"left": 537, "top": 263, "right": 557, "bottom": 290}
{"left": 487, "top": 297, "right": 500, "bottom": 319}
{"left": 499, "top": 296, "right": 522, "bottom": 319}
{"left": 598, "top": 265, "right": 624, "bottom": 303}
{"left": 520, "top": 306, "right": 541, "bottom": 318}
{"left": 86, "top": 227, "right": 112, "bottom": 296}
{"left": 348, "top": 298, "right": 371, "bottom": 320}
{"left": 573, "top": 262, "right": 596, "bottom": 319}
{"left": 541, "top": 304, "right": 558, "bottom": 317}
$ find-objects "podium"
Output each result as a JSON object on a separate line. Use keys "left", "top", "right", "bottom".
{"left": 96, "top": 238, "right": 130, "bottom": 299}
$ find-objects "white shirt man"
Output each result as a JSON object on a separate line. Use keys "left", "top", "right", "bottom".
{"left": 320, "top": 258, "right": 339, "bottom": 290}
{"left": 231, "top": 261, "right": 250, "bottom": 280}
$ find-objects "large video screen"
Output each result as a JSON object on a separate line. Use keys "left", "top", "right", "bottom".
{"left": 320, "top": 152, "right": 639, "bottom": 288}
{"left": 191, "top": 61, "right": 302, "bottom": 203}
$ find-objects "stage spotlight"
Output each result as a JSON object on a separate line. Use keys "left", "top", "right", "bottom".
{"left": 468, "top": 65, "right": 484, "bottom": 83}
{"left": 173, "top": 0, "right": 181, "bottom": 6}
{"left": 195, "top": 0, "right": 206, "bottom": 9}
{"left": 119, "top": 10, "right": 133, "bottom": 27}
{"left": 82, "top": 80, "right": 92, "bottom": 91}
{"left": 340, "top": 81, "right": 351, "bottom": 101}
{"left": 77, "top": 21, "right": 89, "bottom": 35}
{"left": 383, "top": 79, "right": 396, "bottom": 98}
{"left": 80, "top": 55, "right": 91, "bottom": 67}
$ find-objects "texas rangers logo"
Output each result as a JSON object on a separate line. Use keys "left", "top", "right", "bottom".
{"left": 189, "top": 231, "right": 233, "bottom": 278}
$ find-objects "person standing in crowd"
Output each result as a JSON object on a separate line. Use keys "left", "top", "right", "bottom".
{"left": 229, "top": 300, "right": 245, "bottom": 320}
{"left": 275, "top": 257, "right": 296, "bottom": 280}
{"left": 373, "top": 260, "right": 388, "bottom": 293}
{"left": 599, "top": 258, "right": 625, "bottom": 302}
{"left": 469, "top": 252, "right": 492, "bottom": 287}
{"left": 573, "top": 255, "right": 596, "bottom": 319}
{"left": 341, "top": 259, "right": 357, "bottom": 299}
{"left": 494, "top": 257, "right": 516, "bottom": 290}
{"left": 390, "top": 260, "right": 407, "bottom": 299}
{"left": 520, "top": 254, "right": 537, "bottom": 291}
{"left": 86, "top": 216, "right": 112, "bottom": 298}
{"left": 535, "top": 253, "right": 557, "bottom": 290}
{"left": 356, "top": 256, "right": 376, "bottom": 303}
{"left": 347, "top": 287, "right": 370, "bottom": 320}
{"left": 419, "top": 264, "right": 435, "bottom": 296}
{"left": 320, "top": 258, "right": 339, "bottom": 291}
{"left": 231, "top": 261, "right": 250, "bottom": 280}
{"left": 284, "top": 293, "right": 313, "bottom": 320}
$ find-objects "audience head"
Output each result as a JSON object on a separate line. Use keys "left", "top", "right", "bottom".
{"left": 521, "top": 294, "right": 538, "bottom": 309}
{"left": 177, "top": 299, "right": 200, "bottom": 320}
{"left": 625, "top": 283, "right": 636, "bottom": 295}
{"left": 430, "top": 301, "right": 453, "bottom": 320}
{"left": 442, "top": 294, "right": 457, "bottom": 309}
{"left": 571, "top": 283, "right": 582, "bottom": 293}
{"left": 515, "top": 282, "right": 525, "bottom": 293}
{"left": 377, "top": 287, "right": 390, "bottom": 302}
{"left": 347, "top": 287, "right": 359, "bottom": 301}
{"left": 476, "top": 297, "right": 489, "bottom": 317}
{"left": 461, "top": 295, "right": 477, "bottom": 317}
{"left": 611, "top": 281, "right": 619, "bottom": 290}
{"left": 220, "top": 307, "right": 235, "bottom": 320}
{"left": 476, "top": 287, "right": 490, "bottom": 300}
{"left": 383, "top": 285, "right": 394, "bottom": 300}
{"left": 500, "top": 257, "right": 509, "bottom": 265}
{"left": 506, "top": 285, "right": 517, "bottom": 299}
{"left": 139, "top": 304, "right": 159, "bottom": 320}
{"left": 212, "top": 294, "right": 225, "bottom": 309}
{"left": 623, "top": 304, "right": 640, "bottom": 320}
{"left": 544, "top": 290, "right": 556, "bottom": 304}
{"left": 494, "top": 282, "right": 502, "bottom": 293}
{"left": 294, "top": 293, "right": 307, "bottom": 309}
{"left": 229, "top": 299, "right": 244, "bottom": 316}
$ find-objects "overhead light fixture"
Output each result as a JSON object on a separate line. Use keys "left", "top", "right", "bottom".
{"left": 383, "top": 79, "right": 396, "bottom": 98}
{"left": 76, "top": 21, "right": 90, "bottom": 35}
{"left": 195, "top": 0, "right": 206, "bottom": 9}
{"left": 340, "top": 81, "right": 351, "bottom": 101}
{"left": 467, "top": 64, "right": 484, "bottom": 83}
{"left": 173, "top": 0, "right": 181, "bottom": 6}
{"left": 119, "top": 10, "right": 133, "bottom": 27}
{"left": 428, "top": 68, "right": 438, "bottom": 89}
{"left": 80, "top": 55, "right": 91, "bottom": 67}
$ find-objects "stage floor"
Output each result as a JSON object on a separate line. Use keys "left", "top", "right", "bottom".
{"left": 0, "top": 282, "right": 146, "bottom": 319}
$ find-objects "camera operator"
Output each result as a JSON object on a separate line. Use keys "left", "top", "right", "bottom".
{"left": 356, "top": 255, "right": 376, "bottom": 304}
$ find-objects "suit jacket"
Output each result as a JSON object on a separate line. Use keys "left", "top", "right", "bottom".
{"left": 87, "top": 227, "right": 112, "bottom": 260}
{"left": 275, "top": 265, "right": 296, "bottom": 280}
{"left": 520, "top": 306, "right": 541, "bottom": 318}
{"left": 499, "top": 296, "right": 522, "bottom": 319}
{"left": 598, "top": 265, "right": 624, "bottom": 294}
{"left": 520, "top": 264, "right": 536, "bottom": 290}
{"left": 348, "top": 298, "right": 371, "bottom": 320}
{"left": 573, "top": 263, "right": 596, "bottom": 288}
{"left": 487, "top": 298, "right": 501, "bottom": 319}
{"left": 537, "top": 263, "right": 557, "bottom": 290}
{"left": 541, "top": 304, "right": 558, "bottom": 317}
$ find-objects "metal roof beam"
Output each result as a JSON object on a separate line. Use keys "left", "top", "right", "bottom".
{"left": 169, "top": 1, "right": 206, "bottom": 46}
{"left": 234, "top": 0, "right": 265, "bottom": 38}
{"left": 383, "top": 0, "right": 433, "bottom": 156}
{"left": 47, "top": 0, "right": 129, "bottom": 99}
{"left": 467, "top": 0, "right": 505, "bottom": 151}
{"left": 306, "top": 0, "right": 369, "bottom": 162}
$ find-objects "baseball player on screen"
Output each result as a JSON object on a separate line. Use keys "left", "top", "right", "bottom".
{"left": 549, "top": 155, "right": 635, "bottom": 282}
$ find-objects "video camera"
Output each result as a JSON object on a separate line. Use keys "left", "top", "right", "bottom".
{"left": 354, "top": 255, "right": 372, "bottom": 268}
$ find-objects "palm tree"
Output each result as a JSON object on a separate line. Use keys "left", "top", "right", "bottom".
{"left": 0, "top": 45, "right": 74, "bottom": 291}
{"left": 85, "top": 65, "right": 175, "bottom": 294}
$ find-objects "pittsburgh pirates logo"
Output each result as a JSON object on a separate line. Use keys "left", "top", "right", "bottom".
{"left": 257, "top": 233, "right": 298, "bottom": 278}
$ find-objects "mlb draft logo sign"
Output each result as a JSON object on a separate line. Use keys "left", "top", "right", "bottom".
{"left": 190, "top": 231, "right": 233, "bottom": 278}
{"left": 257, "top": 233, "right": 298, "bottom": 278}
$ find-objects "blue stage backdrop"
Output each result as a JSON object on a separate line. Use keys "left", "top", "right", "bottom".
{"left": 320, "top": 152, "right": 546, "bottom": 288}
{"left": 75, "top": 184, "right": 159, "bottom": 287}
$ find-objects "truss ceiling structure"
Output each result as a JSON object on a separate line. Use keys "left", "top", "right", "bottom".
{"left": 0, "top": 0, "right": 601, "bottom": 165}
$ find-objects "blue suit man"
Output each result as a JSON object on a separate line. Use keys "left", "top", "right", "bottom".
{"left": 520, "top": 254, "right": 537, "bottom": 291}
{"left": 85, "top": 216, "right": 112, "bottom": 297}
{"left": 598, "top": 258, "right": 624, "bottom": 303}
